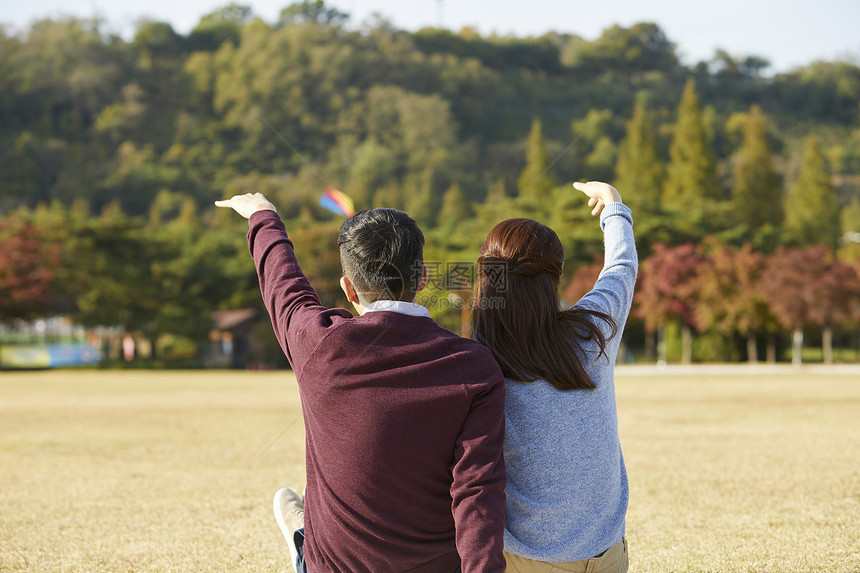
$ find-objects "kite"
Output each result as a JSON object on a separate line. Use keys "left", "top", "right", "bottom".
{"left": 319, "top": 188, "right": 356, "bottom": 218}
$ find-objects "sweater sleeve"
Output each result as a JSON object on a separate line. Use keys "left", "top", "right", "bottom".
{"left": 450, "top": 364, "right": 507, "bottom": 573}
{"left": 574, "top": 203, "right": 638, "bottom": 337}
{"left": 247, "top": 210, "right": 351, "bottom": 371}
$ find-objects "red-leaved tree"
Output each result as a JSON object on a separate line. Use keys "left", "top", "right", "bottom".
{"left": 562, "top": 255, "right": 605, "bottom": 306}
{"left": 635, "top": 243, "right": 704, "bottom": 363}
{"left": 694, "top": 239, "right": 777, "bottom": 362}
{"left": 563, "top": 255, "right": 643, "bottom": 363}
{"left": 0, "top": 216, "right": 58, "bottom": 322}
{"left": 765, "top": 245, "right": 860, "bottom": 364}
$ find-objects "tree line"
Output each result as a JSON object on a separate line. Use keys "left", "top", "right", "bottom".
{"left": 1, "top": 1, "right": 860, "bottom": 363}
{"left": 565, "top": 240, "right": 860, "bottom": 364}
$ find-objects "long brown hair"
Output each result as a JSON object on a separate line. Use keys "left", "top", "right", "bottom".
{"left": 471, "top": 218, "right": 617, "bottom": 390}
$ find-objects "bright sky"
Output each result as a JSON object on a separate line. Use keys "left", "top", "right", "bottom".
{"left": 4, "top": 0, "right": 860, "bottom": 73}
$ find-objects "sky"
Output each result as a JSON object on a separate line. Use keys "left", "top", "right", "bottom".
{"left": 3, "top": 0, "right": 860, "bottom": 73}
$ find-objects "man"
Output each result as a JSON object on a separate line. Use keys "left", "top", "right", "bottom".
{"left": 215, "top": 193, "right": 506, "bottom": 573}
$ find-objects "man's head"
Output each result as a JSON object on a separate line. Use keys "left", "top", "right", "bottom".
{"left": 337, "top": 208, "right": 427, "bottom": 308}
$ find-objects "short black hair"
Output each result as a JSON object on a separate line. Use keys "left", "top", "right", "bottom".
{"left": 337, "top": 208, "right": 425, "bottom": 303}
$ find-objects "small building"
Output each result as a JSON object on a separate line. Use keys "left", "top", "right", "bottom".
{"left": 207, "top": 309, "right": 261, "bottom": 369}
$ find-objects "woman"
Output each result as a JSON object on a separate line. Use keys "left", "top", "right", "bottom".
{"left": 472, "top": 181, "right": 637, "bottom": 573}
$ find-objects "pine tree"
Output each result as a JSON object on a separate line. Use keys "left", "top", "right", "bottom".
{"left": 731, "top": 105, "right": 782, "bottom": 228}
{"left": 664, "top": 79, "right": 721, "bottom": 214}
{"left": 784, "top": 137, "right": 841, "bottom": 248}
{"left": 517, "top": 118, "right": 555, "bottom": 200}
{"left": 614, "top": 100, "right": 664, "bottom": 214}
{"left": 485, "top": 178, "right": 507, "bottom": 203}
{"left": 372, "top": 182, "right": 404, "bottom": 211}
{"left": 178, "top": 197, "right": 198, "bottom": 227}
{"left": 842, "top": 196, "right": 860, "bottom": 238}
{"left": 404, "top": 170, "right": 440, "bottom": 228}
{"left": 438, "top": 183, "right": 471, "bottom": 225}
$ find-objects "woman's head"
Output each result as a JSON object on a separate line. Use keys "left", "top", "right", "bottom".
{"left": 479, "top": 217, "right": 564, "bottom": 289}
{"left": 472, "top": 218, "right": 615, "bottom": 390}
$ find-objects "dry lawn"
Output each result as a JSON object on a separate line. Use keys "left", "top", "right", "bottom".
{"left": 0, "top": 369, "right": 858, "bottom": 572}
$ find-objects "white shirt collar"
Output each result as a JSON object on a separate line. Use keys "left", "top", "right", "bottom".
{"left": 362, "top": 300, "right": 430, "bottom": 318}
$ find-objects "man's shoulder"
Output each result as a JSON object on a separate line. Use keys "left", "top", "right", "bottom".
{"left": 444, "top": 335, "right": 504, "bottom": 386}
{"left": 330, "top": 313, "right": 498, "bottom": 364}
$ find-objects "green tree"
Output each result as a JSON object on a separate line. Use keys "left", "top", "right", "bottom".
{"left": 277, "top": 0, "right": 349, "bottom": 28}
{"left": 518, "top": 118, "right": 555, "bottom": 201}
{"left": 437, "top": 183, "right": 471, "bottom": 228}
{"left": 485, "top": 178, "right": 507, "bottom": 203}
{"left": 570, "top": 109, "right": 619, "bottom": 183}
{"left": 783, "top": 137, "right": 841, "bottom": 248}
{"left": 347, "top": 137, "right": 398, "bottom": 208}
{"left": 842, "top": 196, "right": 860, "bottom": 238}
{"left": 563, "top": 22, "right": 679, "bottom": 88}
{"left": 730, "top": 105, "right": 782, "bottom": 229}
{"left": 188, "top": 3, "right": 253, "bottom": 51}
{"left": 664, "top": 79, "right": 721, "bottom": 218}
{"left": 614, "top": 100, "right": 664, "bottom": 214}
{"left": 97, "top": 141, "right": 181, "bottom": 215}
{"left": 371, "top": 182, "right": 404, "bottom": 211}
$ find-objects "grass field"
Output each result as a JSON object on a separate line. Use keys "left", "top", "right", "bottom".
{"left": 1, "top": 369, "right": 858, "bottom": 572}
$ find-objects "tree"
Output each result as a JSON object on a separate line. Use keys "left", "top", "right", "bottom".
{"left": 485, "top": 178, "right": 507, "bottom": 203}
{"left": 614, "top": 99, "right": 664, "bottom": 215}
{"left": 664, "top": 79, "right": 721, "bottom": 220}
{"left": 842, "top": 197, "right": 860, "bottom": 240}
{"left": 59, "top": 206, "right": 252, "bottom": 357}
{"left": 518, "top": 118, "right": 555, "bottom": 201}
{"left": 0, "top": 215, "right": 58, "bottom": 321}
{"left": 635, "top": 243, "right": 704, "bottom": 364}
{"left": 277, "top": 0, "right": 349, "bottom": 28}
{"left": 562, "top": 255, "right": 640, "bottom": 363}
{"left": 562, "top": 256, "right": 604, "bottom": 306}
{"left": 188, "top": 3, "right": 253, "bottom": 51}
{"left": 571, "top": 109, "right": 618, "bottom": 183}
{"left": 437, "top": 183, "right": 471, "bottom": 228}
{"left": 783, "top": 137, "right": 841, "bottom": 248}
{"left": 694, "top": 240, "right": 775, "bottom": 362}
{"left": 563, "top": 22, "right": 679, "bottom": 88}
{"left": 97, "top": 141, "right": 181, "bottom": 215}
{"left": 765, "top": 246, "right": 859, "bottom": 365}
{"left": 729, "top": 105, "right": 782, "bottom": 229}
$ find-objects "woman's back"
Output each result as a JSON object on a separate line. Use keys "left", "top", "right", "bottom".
{"left": 473, "top": 184, "right": 637, "bottom": 566}
{"left": 503, "top": 326, "right": 627, "bottom": 561}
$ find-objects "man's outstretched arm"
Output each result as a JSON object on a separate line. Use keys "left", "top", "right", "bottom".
{"left": 216, "top": 193, "right": 350, "bottom": 370}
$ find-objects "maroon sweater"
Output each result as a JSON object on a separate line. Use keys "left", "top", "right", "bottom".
{"left": 248, "top": 211, "right": 506, "bottom": 573}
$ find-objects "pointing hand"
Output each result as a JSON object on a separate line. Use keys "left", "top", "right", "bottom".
{"left": 572, "top": 181, "right": 623, "bottom": 217}
{"left": 215, "top": 193, "right": 277, "bottom": 219}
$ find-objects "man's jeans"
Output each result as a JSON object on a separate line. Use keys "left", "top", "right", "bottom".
{"left": 292, "top": 528, "right": 308, "bottom": 573}
{"left": 291, "top": 529, "right": 462, "bottom": 573}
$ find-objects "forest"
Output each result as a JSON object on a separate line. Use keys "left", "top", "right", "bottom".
{"left": 2, "top": 1, "right": 860, "bottom": 366}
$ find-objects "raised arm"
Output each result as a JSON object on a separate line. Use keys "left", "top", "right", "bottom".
{"left": 216, "top": 193, "right": 351, "bottom": 370}
{"left": 571, "top": 182, "right": 638, "bottom": 332}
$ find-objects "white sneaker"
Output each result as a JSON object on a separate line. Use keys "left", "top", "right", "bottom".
{"left": 273, "top": 488, "right": 304, "bottom": 571}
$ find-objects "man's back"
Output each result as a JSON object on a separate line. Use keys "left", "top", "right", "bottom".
{"left": 248, "top": 210, "right": 506, "bottom": 573}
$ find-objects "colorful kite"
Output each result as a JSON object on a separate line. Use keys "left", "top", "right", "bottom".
{"left": 319, "top": 188, "right": 356, "bottom": 218}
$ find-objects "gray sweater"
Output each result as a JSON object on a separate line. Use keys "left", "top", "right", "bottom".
{"left": 502, "top": 202, "right": 638, "bottom": 562}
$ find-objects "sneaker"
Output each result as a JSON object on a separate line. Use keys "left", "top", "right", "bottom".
{"left": 274, "top": 488, "right": 304, "bottom": 570}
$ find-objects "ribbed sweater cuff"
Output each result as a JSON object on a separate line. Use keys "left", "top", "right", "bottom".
{"left": 599, "top": 202, "right": 633, "bottom": 230}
